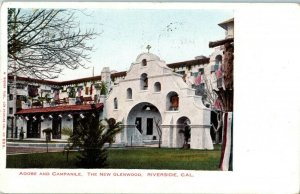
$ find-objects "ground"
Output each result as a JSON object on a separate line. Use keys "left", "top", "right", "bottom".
{"left": 7, "top": 145, "right": 221, "bottom": 170}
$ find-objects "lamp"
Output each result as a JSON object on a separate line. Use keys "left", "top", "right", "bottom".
{"left": 68, "top": 114, "right": 73, "bottom": 119}
{"left": 58, "top": 114, "right": 63, "bottom": 118}
{"left": 80, "top": 113, "right": 85, "bottom": 119}
{"left": 40, "top": 115, "right": 44, "bottom": 120}
{"left": 25, "top": 116, "right": 29, "bottom": 121}
{"left": 33, "top": 116, "right": 37, "bottom": 121}
{"left": 49, "top": 115, "right": 53, "bottom": 119}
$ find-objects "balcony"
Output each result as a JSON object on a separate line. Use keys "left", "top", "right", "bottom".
{"left": 19, "top": 96, "right": 96, "bottom": 110}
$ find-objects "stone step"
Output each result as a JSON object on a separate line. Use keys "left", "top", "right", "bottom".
{"left": 143, "top": 140, "right": 159, "bottom": 145}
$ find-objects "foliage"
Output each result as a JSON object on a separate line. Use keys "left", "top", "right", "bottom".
{"left": 68, "top": 87, "right": 76, "bottom": 98}
{"left": 61, "top": 127, "right": 73, "bottom": 137}
{"left": 8, "top": 8, "right": 98, "bottom": 79}
{"left": 45, "top": 94, "right": 51, "bottom": 103}
{"left": 100, "top": 82, "right": 108, "bottom": 95}
{"left": 7, "top": 145, "right": 222, "bottom": 170}
{"left": 67, "top": 111, "right": 123, "bottom": 168}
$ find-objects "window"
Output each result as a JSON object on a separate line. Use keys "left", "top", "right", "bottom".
{"left": 85, "top": 87, "right": 89, "bottom": 95}
{"left": 166, "top": 92, "right": 179, "bottom": 111}
{"left": 127, "top": 88, "right": 132, "bottom": 99}
{"left": 135, "top": 117, "right": 142, "bottom": 133}
{"left": 9, "top": 107, "right": 13, "bottom": 114}
{"left": 114, "top": 98, "right": 118, "bottom": 109}
{"left": 142, "top": 59, "right": 147, "bottom": 66}
{"left": 211, "top": 65, "right": 216, "bottom": 73}
{"left": 9, "top": 94, "right": 13, "bottom": 100}
{"left": 140, "top": 73, "right": 148, "bottom": 90}
{"left": 215, "top": 55, "right": 222, "bottom": 68}
{"left": 176, "top": 71, "right": 185, "bottom": 75}
{"left": 198, "top": 68, "right": 204, "bottom": 75}
{"left": 154, "top": 82, "right": 161, "bottom": 92}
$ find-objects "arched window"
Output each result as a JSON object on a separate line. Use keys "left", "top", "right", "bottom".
{"left": 166, "top": 91, "right": 179, "bottom": 111}
{"left": 127, "top": 88, "right": 132, "bottom": 99}
{"left": 114, "top": 98, "right": 118, "bottom": 109}
{"left": 140, "top": 73, "right": 148, "bottom": 90}
{"left": 142, "top": 59, "right": 147, "bottom": 66}
{"left": 215, "top": 55, "right": 222, "bottom": 66}
{"left": 154, "top": 82, "right": 161, "bottom": 92}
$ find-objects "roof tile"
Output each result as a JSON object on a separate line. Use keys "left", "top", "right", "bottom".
{"left": 15, "top": 103, "right": 103, "bottom": 115}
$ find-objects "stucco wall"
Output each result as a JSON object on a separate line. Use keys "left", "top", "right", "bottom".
{"left": 106, "top": 53, "right": 213, "bottom": 149}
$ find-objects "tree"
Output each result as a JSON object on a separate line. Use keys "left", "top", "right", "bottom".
{"left": 154, "top": 117, "right": 162, "bottom": 148}
{"left": 200, "top": 72, "right": 224, "bottom": 144}
{"left": 100, "top": 81, "right": 108, "bottom": 95}
{"left": 212, "top": 112, "right": 223, "bottom": 144}
{"left": 66, "top": 111, "right": 123, "bottom": 168}
{"left": 8, "top": 8, "right": 98, "bottom": 79}
{"left": 179, "top": 123, "right": 191, "bottom": 148}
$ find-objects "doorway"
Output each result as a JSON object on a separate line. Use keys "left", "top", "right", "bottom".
{"left": 52, "top": 115, "right": 62, "bottom": 139}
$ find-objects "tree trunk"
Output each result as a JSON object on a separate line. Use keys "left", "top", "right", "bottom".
{"left": 215, "top": 131, "right": 219, "bottom": 144}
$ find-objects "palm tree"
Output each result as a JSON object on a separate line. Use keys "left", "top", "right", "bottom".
{"left": 66, "top": 111, "right": 123, "bottom": 168}
{"left": 100, "top": 81, "right": 108, "bottom": 95}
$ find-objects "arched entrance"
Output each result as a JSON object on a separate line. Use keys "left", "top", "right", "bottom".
{"left": 176, "top": 116, "right": 191, "bottom": 148}
{"left": 126, "top": 102, "right": 162, "bottom": 145}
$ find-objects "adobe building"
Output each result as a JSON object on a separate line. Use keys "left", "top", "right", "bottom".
{"left": 106, "top": 52, "right": 213, "bottom": 149}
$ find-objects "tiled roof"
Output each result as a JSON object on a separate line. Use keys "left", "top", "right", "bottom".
{"left": 167, "top": 58, "right": 210, "bottom": 69}
{"left": 15, "top": 103, "right": 104, "bottom": 115}
{"left": 111, "top": 71, "right": 127, "bottom": 79}
{"left": 8, "top": 58, "right": 210, "bottom": 85}
{"left": 59, "top": 75, "right": 102, "bottom": 86}
{"left": 218, "top": 18, "right": 234, "bottom": 30}
{"left": 7, "top": 75, "right": 59, "bottom": 86}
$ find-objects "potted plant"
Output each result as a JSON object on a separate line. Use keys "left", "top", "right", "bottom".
{"left": 45, "top": 94, "right": 52, "bottom": 103}
{"left": 68, "top": 87, "right": 76, "bottom": 105}
{"left": 179, "top": 124, "right": 191, "bottom": 149}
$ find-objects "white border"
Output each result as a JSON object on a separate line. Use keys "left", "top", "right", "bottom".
{"left": 1, "top": 2, "right": 300, "bottom": 193}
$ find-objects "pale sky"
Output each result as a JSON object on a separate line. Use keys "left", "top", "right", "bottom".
{"left": 55, "top": 8, "right": 233, "bottom": 81}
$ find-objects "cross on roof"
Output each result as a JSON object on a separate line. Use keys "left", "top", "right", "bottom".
{"left": 146, "top": 45, "right": 151, "bottom": 53}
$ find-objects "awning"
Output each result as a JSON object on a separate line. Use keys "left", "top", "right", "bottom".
{"left": 15, "top": 103, "right": 103, "bottom": 115}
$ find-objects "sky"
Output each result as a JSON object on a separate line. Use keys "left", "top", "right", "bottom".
{"left": 55, "top": 8, "right": 233, "bottom": 81}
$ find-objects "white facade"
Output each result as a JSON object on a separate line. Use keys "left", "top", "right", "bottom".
{"left": 106, "top": 53, "right": 213, "bottom": 149}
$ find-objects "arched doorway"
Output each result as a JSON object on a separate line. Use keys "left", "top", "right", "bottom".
{"left": 126, "top": 102, "right": 162, "bottom": 145}
{"left": 176, "top": 116, "right": 191, "bottom": 148}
